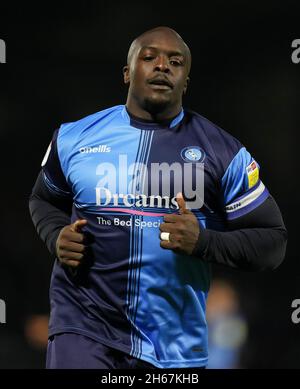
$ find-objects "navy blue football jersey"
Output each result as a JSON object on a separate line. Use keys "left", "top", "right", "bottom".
{"left": 42, "top": 105, "right": 268, "bottom": 368}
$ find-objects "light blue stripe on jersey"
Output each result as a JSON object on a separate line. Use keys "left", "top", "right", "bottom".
{"left": 130, "top": 215, "right": 143, "bottom": 359}
{"left": 128, "top": 130, "right": 154, "bottom": 359}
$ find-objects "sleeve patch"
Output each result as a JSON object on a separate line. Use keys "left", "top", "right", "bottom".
{"left": 246, "top": 160, "right": 259, "bottom": 189}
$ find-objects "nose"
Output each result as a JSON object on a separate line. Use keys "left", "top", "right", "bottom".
{"left": 154, "top": 55, "right": 170, "bottom": 73}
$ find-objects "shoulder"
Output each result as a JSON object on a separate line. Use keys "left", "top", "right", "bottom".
{"left": 184, "top": 109, "right": 244, "bottom": 171}
{"left": 54, "top": 105, "right": 124, "bottom": 161}
{"left": 185, "top": 109, "right": 242, "bottom": 151}
{"left": 57, "top": 105, "right": 124, "bottom": 139}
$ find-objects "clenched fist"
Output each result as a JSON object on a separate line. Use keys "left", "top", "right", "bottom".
{"left": 56, "top": 219, "right": 88, "bottom": 268}
{"left": 159, "top": 193, "right": 200, "bottom": 255}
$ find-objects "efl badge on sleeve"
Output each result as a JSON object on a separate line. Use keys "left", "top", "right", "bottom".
{"left": 246, "top": 160, "right": 259, "bottom": 189}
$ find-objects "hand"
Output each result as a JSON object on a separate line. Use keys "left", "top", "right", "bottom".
{"left": 159, "top": 193, "right": 200, "bottom": 255}
{"left": 56, "top": 219, "right": 88, "bottom": 268}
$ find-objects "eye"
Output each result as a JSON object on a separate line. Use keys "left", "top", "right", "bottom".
{"left": 144, "top": 56, "right": 155, "bottom": 61}
{"left": 170, "top": 59, "right": 182, "bottom": 66}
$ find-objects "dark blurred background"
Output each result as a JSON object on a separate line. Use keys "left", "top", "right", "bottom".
{"left": 0, "top": 1, "right": 299, "bottom": 368}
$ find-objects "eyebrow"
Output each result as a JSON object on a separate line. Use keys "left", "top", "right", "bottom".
{"left": 141, "top": 46, "right": 185, "bottom": 58}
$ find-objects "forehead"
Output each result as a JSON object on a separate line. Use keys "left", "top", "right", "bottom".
{"left": 137, "top": 30, "right": 187, "bottom": 55}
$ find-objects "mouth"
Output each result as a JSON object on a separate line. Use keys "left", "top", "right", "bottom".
{"left": 148, "top": 77, "right": 173, "bottom": 90}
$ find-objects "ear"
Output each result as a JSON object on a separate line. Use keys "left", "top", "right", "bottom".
{"left": 183, "top": 76, "right": 190, "bottom": 94}
{"left": 123, "top": 65, "right": 130, "bottom": 85}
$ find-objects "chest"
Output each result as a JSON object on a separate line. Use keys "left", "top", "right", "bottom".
{"left": 64, "top": 126, "right": 219, "bottom": 211}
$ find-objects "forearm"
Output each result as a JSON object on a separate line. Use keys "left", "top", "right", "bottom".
{"left": 29, "top": 171, "right": 72, "bottom": 256}
{"left": 193, "top": 226, "right": 287, "bottom": 271}
{"left": 192, "top": 195, "right": 288, "bottom": 271}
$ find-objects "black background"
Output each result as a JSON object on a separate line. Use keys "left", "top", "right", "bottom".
{"left": 0, "top": 0, "right": 299, "bottom": 368}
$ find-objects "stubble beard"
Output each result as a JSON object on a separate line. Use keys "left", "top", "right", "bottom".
{"left": 142, "top": 94, "right": 171, "bottom": 116}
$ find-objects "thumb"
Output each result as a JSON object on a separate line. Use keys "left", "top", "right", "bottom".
{"left": 71, "top": 219, "right": 88, "bottom": 232}
{"left": 176, "top": 192, "right": 191, "bottom": 214}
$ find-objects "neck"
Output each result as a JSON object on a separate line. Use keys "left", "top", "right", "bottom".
{"left": 125, "top": 97, "right": 182, "bottom": 123}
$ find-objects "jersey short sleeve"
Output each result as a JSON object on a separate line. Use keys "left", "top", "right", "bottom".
{"left": 41, "top": 128, "right": 71, "bottom": 198}
{"left": 221, "top": 147, "right": 269, "bottom": 220}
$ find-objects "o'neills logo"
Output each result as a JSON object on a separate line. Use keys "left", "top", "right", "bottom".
{"left": 80, "top": 145, "right": 111, "bottom": 153}
{"left": 96, "top": 188, "right": 179, "bottom": 209}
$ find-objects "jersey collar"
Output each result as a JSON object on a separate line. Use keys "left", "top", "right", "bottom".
{"left": 121, "top": 105, "right": 184, "bottom": 130}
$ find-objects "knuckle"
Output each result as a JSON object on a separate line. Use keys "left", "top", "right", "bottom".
{"left": 59, "top": 249, "right": 66, "bottom": 258}
{"left": 76, "top": 234, "right": 83, "bottom": 243}
{"left": 178, "top": 223, "right": 185, "bottom": 233}
{"left": 171, "top": 233, "right": 178, "bottom": 241}
{"left": 59, "top": 241, "right": 67, "bottom": 250}
{"left": 177, "top": 232, "right": 184, "bottom": 241}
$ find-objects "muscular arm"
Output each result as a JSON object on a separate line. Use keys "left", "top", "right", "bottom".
{"left": 29, "top": 171, "right": 72, "bottom": 256}
{"left": 192, "top": 195, "right": 288, "bottom": 271}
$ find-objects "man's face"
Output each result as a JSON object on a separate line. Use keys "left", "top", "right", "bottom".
{"left": 124, "top": 30, "right": 190, "bottom": 113}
